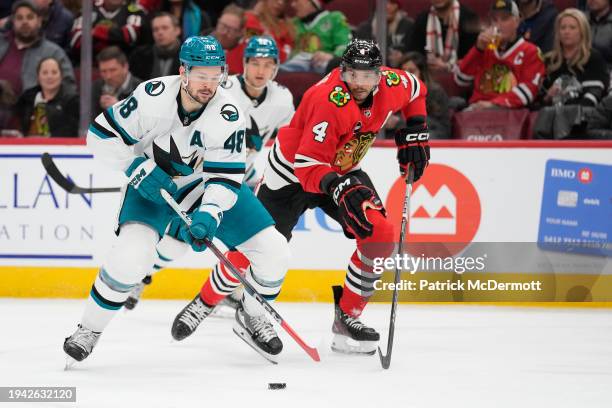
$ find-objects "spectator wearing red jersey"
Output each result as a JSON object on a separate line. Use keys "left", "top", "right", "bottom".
{"left": 70, "top": 0, "right": 149, "bottom": 59}
{"left": 244, "top": 0, "right": 294, "bottom": 63}
{"left": 454, "top": 0, "right": 545, "bottom": 111}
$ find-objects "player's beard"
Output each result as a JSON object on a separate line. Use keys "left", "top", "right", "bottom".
{"left": 185, "top": 83, "right": 215, "bottom": 105}
{"left": 349, "top": 85, "right": 374, "bottom": 103}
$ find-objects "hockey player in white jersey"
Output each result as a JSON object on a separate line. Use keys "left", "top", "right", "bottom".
{"left": 123, "top": 36, "right": 294, "bottom": 314}
{"left": 63, "top": 36, "right": 290, "bottom": 366}
{"left": 223, "top": 36, "right": 294, "bottom": 187}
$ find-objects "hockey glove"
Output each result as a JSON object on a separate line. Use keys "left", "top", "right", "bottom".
{"left": 323, "top": 174, "right": 383, "bottom": 239}
{"left": 179, "top": 204, "right": 222, "bottom": 252}
{"left": 395, "top": 116, "right": 431, "bottom": 181}
{"left": 125, "top": 157, "right": 177, "bottom": 204}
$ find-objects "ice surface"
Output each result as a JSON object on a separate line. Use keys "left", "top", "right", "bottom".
{"left": 0, "top": 299, "right": 611, "bottom": 408}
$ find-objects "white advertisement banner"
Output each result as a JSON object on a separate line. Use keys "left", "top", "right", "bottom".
{"left": 0, "top": 144, "right": 610, "bottom": 270}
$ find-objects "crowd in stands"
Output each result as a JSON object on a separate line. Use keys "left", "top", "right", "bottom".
{"left": 0, "top": 0, "right": 610, "bottom": 139}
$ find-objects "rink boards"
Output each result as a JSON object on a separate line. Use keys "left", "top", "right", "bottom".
{"left": 0, "top": 139, "right": 610, "bottom": 305}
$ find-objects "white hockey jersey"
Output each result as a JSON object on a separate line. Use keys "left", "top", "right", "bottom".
{"left": 87, "top": 75, "right": 247, "bottom": 213}
{"left": 222, "top": 75, "right": 294, "bottom": 184}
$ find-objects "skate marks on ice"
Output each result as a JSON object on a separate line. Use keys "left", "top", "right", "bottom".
{"left": 0, "top": 299, "right": 611, "bottom": 407}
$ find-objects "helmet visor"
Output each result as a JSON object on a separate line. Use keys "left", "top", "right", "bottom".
{"left": 341, "top": 68, "right": 381, "bottom": 87}
{"left": 186, "top": 65, "right": 226, "bottom": 84}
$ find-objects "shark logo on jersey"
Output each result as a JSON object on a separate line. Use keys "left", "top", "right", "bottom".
{"left": 246, "top": 116, "right": 264, "bottom": 151}
{"left": 152, "top": 137, "right": 199, "bottom": 177}
{"left": 221, "top": 104, "right": 239, "bottom": 122}
{"left": 145, "top": 81, "right": 165, "bottom": 96}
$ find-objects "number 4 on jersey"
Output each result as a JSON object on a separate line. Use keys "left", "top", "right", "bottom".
{"left": 312, "top": 121, "right": 328, "bottom": 143}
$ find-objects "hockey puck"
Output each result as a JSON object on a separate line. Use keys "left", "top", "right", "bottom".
{"left": 268, "top": 383, "right": 286, "bottom": 390}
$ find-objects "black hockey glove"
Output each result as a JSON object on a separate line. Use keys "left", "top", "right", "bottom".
{"left": 322, "top": 173, "right": 383, "bottom": 239}
{"left": 395, "top": 116, "right": 431, "bottom": 181}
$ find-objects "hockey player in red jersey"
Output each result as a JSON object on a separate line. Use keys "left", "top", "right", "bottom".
{"left": 454, "top": 0, "right": 545, "bottom": 110}
{"left": 172, "top": 39, "right": 431, "bottom": 355}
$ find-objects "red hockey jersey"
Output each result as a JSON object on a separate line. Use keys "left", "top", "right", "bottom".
{"left": 264, "top": 67, "right": 427, "bottom": 193}
{"left": 454, "top": 38, "right": 545, "bottom": 108}
{"left": 70, "top": 2, "right": 147, "bottom": 56}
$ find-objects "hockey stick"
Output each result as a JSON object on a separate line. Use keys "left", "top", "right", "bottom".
{"left": 377, "top": 165, "right": 415, "bottom": 369}
{"left": 41, "top": 152, "right": 121, "bottom": 193}
{"left": 160, "top": 189, "right": 321, "bottom": 363}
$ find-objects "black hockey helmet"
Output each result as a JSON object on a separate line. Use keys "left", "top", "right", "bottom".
{"left": 340, "top": 39, "right": 383, "bottom": 71}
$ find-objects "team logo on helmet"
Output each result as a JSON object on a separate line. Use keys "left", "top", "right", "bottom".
{"left": 329, "top": 86, "right": 350, "bottom": 107}
{"left": 221, "top": 104, "right": 239, "bottom": 122}
{"left": 144, "top": 80, "right": 165, "bottom": 96}
{"left": 382, "top": 70, "right": 400, "bottom": 87}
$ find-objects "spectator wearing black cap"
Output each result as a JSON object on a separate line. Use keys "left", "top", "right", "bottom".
{"left": 0, "top": 0, "right": 75, "bottom": 96}
{"left": 454, "top": 0, "right": 545, "bottom": 110}
{"left": 406, "top": 0, "right": 480, "bottom": 73}
{"left": 516, "top": 0, "right": 558, "bottom": 53}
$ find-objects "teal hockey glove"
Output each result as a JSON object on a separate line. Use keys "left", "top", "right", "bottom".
{"left": 125, "top": 157, "right": 177, "bottom": 204}
{"left": 180, "top": 204, "right": 222, "bottom": 252}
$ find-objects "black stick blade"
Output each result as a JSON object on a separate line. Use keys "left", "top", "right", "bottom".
{"left": 41, "top": 152, "right": 78, "bottom": 192}
{"left": 40, "top": 152, "right": 121, "bottom": 194}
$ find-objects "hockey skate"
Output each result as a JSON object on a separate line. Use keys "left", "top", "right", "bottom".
{"left": 211, "top": 287, "right": 242, "bottom": 318}
{"left": 63, "top": 324, "right": 101, "bottom": 369}
{"left": 171, "top": 294, "right": 214, "bottom": 341}
{"left": 331, "top": 285, "right": 380, "bottom": 355}
{"left": 124, "top": 275, "right": 152, "bottom": 310}
{"left": 233, "top": 305, "right": 282, "bottom": 364}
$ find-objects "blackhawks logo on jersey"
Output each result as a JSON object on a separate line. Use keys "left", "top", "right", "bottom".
{"left": 333, "top": 132, "right": 376, "bottom": 171}
{"left": 329, "top": 86, "right": 350, "bottom": 107}
{"left": 480, "top": 64, "right": 517, "bottom": 94}
{"left": 382, "top": 70, "right": 401, "bottom": 87}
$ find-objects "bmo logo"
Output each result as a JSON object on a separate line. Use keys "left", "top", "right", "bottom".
{"left": 386, "top": 164, "right": 481, "bottom": 256}
{"left": 551, "top": 168, "right": 575, "bottom": 179}
{"left": 578, "top": 167, "right": 593, "bottom": 184}
{"left": 551, "top": 167, "right": 593, "bottom": 183}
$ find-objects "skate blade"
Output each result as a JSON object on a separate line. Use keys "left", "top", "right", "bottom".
{"left": 232, "top": 324, "right": 278, "bottom": 365}
{"left": 64, "top": 356, "right": 78, "bottom": 371}
{"left": 331, "top": 334, "right": 377, "bottom": 356}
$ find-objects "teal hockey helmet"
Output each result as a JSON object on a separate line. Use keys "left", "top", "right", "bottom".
{"left": 179, "top": 36, "right": 226, "bottom": 68}
{"left": 243, "top": 36, "right": 279, "bottom": 63}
